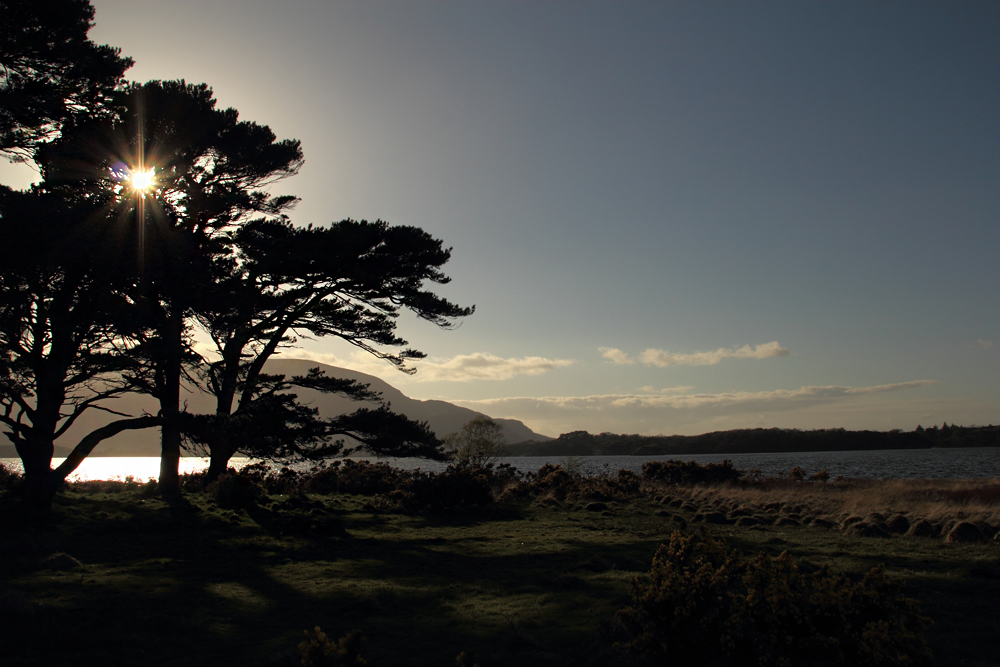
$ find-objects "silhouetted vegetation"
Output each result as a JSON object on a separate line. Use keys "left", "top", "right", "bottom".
{"left": 506, "top": 424, "right": 1000, "bottom": 456}
{"left": 2, "top": 456, "right": 997, "bottom": 666}
{"left": 615, "top": 530, "right": 932, "bottom": 666}
{"left": 0, "top": 0, "right": 469, "bottom": 511}
{"left": 444, "top": 417, "right": 507, "bottom": 466}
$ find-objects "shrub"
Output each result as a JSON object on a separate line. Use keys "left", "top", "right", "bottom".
{"left": 574, "top": 468, "right": 643, "bottom": 501}
{"left": 205, "top": 472, "right": 262, "bottom": 509}
{"left": 298, "top": 627, "right": 366, "bottom": 666}
{"left": 809, "top": 469, "right": 831, "bottom": 482}
{"left": 444, "top": 416, "right": 507, "bottom": 467}
{"left": 524, "top": 463, "right": 574, "bottom": 500}
{"left": 616, "top": 529, "right": 932, "bottom": 666}
{"left": 236, "top": 461, "right": 305, "bottom": 495}
{"left": 404, "top": 464, "right": 495, "bottom": 509}
{"left": 0, "top": 463, "right": 21, "bottom": 490}
{"left": 641, "top": 459, "right": 743, "bottom": 486}
{"left": 307, "top": 460, "right": 406, "bottom": 496}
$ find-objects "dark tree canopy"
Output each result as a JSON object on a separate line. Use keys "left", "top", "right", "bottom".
{"left": 193, "top": 217, "right": 472, "bottom": 480}
{"left": 1, "top": 4, "right": 474, "bottom": 506}
{"left": 0, "top": 184, "right": 159, "bottom": 508}
{"left": 0, "top": 0, "right": 132, "bottom": 160}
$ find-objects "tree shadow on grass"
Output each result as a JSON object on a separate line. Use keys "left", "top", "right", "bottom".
{"left": 1, "top": 495, "right": 650, "bottom": 667}
{"left": 6, "top": 494, "right": 995, "bottom": 667}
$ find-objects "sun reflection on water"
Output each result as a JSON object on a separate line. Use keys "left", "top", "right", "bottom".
{"left": 0, "top": 457, "right": 227, "bottom": 482}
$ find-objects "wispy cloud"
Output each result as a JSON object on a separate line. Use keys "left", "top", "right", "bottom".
{"left": 974, "top": 339, "right": 994, "bottom": 350}
{"left": 452, "top": 380, "right": 938, "bottom": 436}
{"left": 599, "top": 347, "right": 634, "bottom": 365}
{"left": 601, "top": 342, "right": 790, "bottom": 367}
{"left": 280, "top": 350, "right": 574, "bottom": 383}
{"left": 464, "top": 380, "right": 936, "bottom": 412}
{"left": 639, "top": 385, "right": 694, "bottom": 394}
{"left": 409, "top": 353, "right": 575, "bottom": 382}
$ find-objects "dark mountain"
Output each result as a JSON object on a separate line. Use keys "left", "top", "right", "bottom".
{"left": 264, "top": 359, "right": 549, "bottom": 445}
{"left": 0, "top": 359, "right": 549, "bottom": 458}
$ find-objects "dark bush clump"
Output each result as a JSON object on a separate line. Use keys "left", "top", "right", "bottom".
{"left": 0, "top": 463, "right": 21, "bottom": 490}
{"left": 306, "top": 460, "right": 407, "bottom": 496}
{"left": 402, "top": 464, "right": 495, "bottom": 509}
{"left": 616, "top": 529, "right": 932, "bottom": 666}
{"left": 522, "top": 463, "right": 575, "bottom": 500}
{"left": 574, "top": 468, "right": 643, "bottom": 501}
{"left": 233, "top": 461, "right": 305, "bottom": 495}
{"left": 205, "top": 472, "right": 263, "bottom": 509}
{"left": 641, "top": 459, "right": 743, "bottom": 486}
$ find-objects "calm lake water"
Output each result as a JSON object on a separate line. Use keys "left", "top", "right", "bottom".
{"left": 2, "top": 447, "right": 999, "bottom": 481}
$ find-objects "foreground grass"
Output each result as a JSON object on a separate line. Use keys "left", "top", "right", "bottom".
{"left": 1, "top": 479, "right": 998, "bottom": 666}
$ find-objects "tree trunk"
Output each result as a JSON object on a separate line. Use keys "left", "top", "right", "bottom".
{"left": 54, "top": 416, "right": 161, "bottom": 479}
{"left": 14, "top": 435, "right": 60, "bottom": 518}
{"left": 158, "top": 310, "right": 183, "bottom": 498}
{"left": 204, "top": 443, "right": 233, "bottom": 485}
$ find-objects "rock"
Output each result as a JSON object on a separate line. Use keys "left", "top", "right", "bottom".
{"left": 945, "top": 521, "right": 988, "bottom": 544}
{"left": 885, "top": 515, "right": 910, "bottom": 534}
{"left": 736, "top": 516, "right": 761, "bottom": 527}
{"left": 845, "top": 522, "right": 891, "bottom": 538}
{"left": 41, "top": 553, "right": 82, "bottom": 570}
{"left": 775, "top": 517, "right": 800, "bottom": 527}
{"left": 810, "top": 518, "right": 836, "bottom": 529}
{"left": 839, "top": 516, "right": 864, "bottom": 531}
{"left": 585, "top": 502, "right": 608, "bottom": 512}
{"left": 906, "top": 519, "right": 937, "bottom": 538}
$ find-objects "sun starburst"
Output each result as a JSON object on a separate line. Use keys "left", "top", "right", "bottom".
{"left": 130, "top": 168, "right": 155, "bottom": 192}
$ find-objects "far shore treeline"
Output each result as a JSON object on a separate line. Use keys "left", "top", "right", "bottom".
{"left": 5, "top": 423, "right": 997, "bottom": 462}
{"left": 504, "top": 423, "right": 1000, "bottom": 457}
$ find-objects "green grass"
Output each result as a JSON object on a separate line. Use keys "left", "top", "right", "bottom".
{"left": 1, "top": 486, "right": 998, "bottom": 666}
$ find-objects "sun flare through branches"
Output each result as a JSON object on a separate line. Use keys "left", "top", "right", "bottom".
{"left": 130, "top": 168, "right": 155, "bottom": 192}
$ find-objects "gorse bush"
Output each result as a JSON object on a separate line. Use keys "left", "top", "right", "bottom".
{"left": 616, "top": 529, "right": 932, "bottom": 667}
{"left": 297, "top": 460, "right": 514, "bottom": 509}
{"left": 0, "top": 463, "right": 21, "bottom": 490}
{"left": 298, "top": 627, "right": 367, "bottom": 666}
{"left": 403, "top": 463, "right": 495, "bottom": 508}
{"left": 573, "top": 468, "right": 643, "bottom": 501}
{"left": 641, "top": 459, "right": 743, "bottom": 486}
{"left": 307, "top": 460, "right": 406, "bottom": 496}
{"left": 205, "top": 472, "right": 263, "bottom": 509}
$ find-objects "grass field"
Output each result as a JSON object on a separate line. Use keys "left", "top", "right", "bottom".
{"left": 1, "top": 472, "right": 998, "bottom": 666}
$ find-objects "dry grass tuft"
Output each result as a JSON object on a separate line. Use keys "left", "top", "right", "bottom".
{"left": 674, "top": 478, "right": 1000, "bottom": 530}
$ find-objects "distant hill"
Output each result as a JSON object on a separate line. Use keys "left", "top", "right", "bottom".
{"left": 264, "top": 359, "right": 549, "bottom": 445}
{"left": 504, "top": 425, "right": 1000, "bottom": 456}
{"left": 0, "top": 359, "right": 550, "bottom": 458}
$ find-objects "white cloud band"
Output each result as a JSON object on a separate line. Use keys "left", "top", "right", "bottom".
{"left": 283, "top": 350, "right": 574, "bottom": 382}
{"left": 601, "top": 341, "right": 790, "bottom": 367}
{"left": 452, "top": 380, "right": 938, "bottom": 435}
{"left": 411, "top": 353, "right": 575, "bottom": 382}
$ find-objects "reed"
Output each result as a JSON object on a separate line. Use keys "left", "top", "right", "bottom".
{"left": 678, "top": 477, "right": 1000, "bottom": 527}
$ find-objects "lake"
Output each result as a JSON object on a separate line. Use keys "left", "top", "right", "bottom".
{"left": 3, "top": 446, "right": 999, "bottom": 481}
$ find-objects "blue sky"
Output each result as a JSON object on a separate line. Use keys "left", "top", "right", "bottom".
{"left": 3, "top": 1, "right": 998, "bottom": 437}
